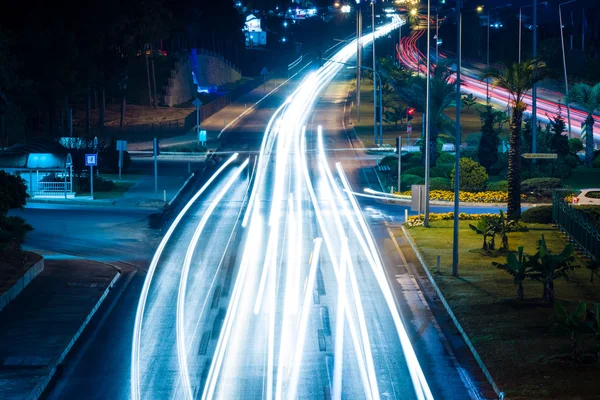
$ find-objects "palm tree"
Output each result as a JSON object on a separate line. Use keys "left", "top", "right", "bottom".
{"left": 485, "top": 60, "right": 545, "bottom": 221}
{"left": 404, "top": 64, "right": 456, "bottom": 166}
{"left": 567, "top": 83, "right": 600, "bottom": 167}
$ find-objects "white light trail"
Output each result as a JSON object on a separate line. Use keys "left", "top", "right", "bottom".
{"left": 176, "top": 158, "right": 249, "bottom": 400}
{"left": 332, "top": 237, "right": 349, "bottom": 400}
{"left": 130, "top": 153, "right": 238, "bottom": 400}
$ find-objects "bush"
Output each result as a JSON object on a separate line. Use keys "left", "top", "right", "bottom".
{"left": 75, "top": 176, "right": 115, "bottom": 192}
{"left": 487, "top": 180, "right": 508, "bottom": 192}
{"left": 402, "top": 152, "right": 422, "bottom": 164}
{"left": 403, "top": 166, "right": 425, "bottom": 177}
{"left": 520, "top": 177, "right": 561, "bottom": 194}
{"left": 0, "top": 214, "right": 33, "bottom": 260}
{"left": 451, "top": 158, "right": 488, "bottom": 192}
{"left": 521, "top": 206, "right": 553, "bottom": 224}
{"left": 0, "top": 171, "right": 29, "bottom": 212}
{"left": 578, "top": 205, "right": 600, "bottom": 228}
{"left": 431, "top": 165, "right": 453, "bottom": 178}
{"left": 429, "top": 177, "right": 452, "bottom": 190}
{"left": 436, "top": 152, "right": 455, "bottom": 163}
{"left": 593, "top": 156, "right": 600, "bottom": 169}
{"left": 400, "top": 174, "right": 424, "bottom": 191}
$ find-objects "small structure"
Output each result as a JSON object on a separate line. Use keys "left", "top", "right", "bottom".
{"left": 245, "top": 14, "right": 266, "bottom": 47}
{"left": 0, "top": 139, "right": 74, "bottom": 199}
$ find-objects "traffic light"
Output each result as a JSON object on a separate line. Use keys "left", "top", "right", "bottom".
{"left": 407, "top": 107, "right": 415, "bottom": 121}
{"left": 395, "top": 137, "right": 400, "bottom": 155}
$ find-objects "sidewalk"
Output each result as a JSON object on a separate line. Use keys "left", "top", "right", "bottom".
{"left": 128, "top": 75, "right": 294, "bottom": 152}
{"left": 0, "top": 258, "right": 119, "bottom": 400}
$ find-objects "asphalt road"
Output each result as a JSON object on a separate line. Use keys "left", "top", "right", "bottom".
{"left": 41, "top": 18, "right": 496, "bottom": 400}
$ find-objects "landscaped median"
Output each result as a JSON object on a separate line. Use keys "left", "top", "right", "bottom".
{"left": 400, "top": 217, "right": 600, "bottom": 399}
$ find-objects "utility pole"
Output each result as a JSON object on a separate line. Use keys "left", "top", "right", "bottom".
{"left": 372, "top": 0, "right": 377, "bottom": 146}
{"left": 357, "top": 5, "right": 362, "bottom": 122}
{"left": 532, "top": 0, "right": 538, "bottom": 154}
{"left": 145, "top": 46, "right": 152, "bottom": 107}
{"left": 424, "top": 0, "right": 431, "bottom": 227}
{"left": 151, "top": 51, "right": 158, "bottom": 109}
{"left": 452, "top": 0, "right": 462, "bottom": 277}
{"left": 153, "top": 138, "right": 158, "bottom": 196}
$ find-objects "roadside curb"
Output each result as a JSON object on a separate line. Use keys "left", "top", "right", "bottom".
{"left": 26, "top": 199, "right": 116, "bottom": 207}
{"left": 0, "top": 257, "right": 44, "bottom": 314}
{"left": 168, "top": 172, "right": 195, "bottom": 207}
{"left": 401, "top": 225, "right": 505, "bottom": 400}
{"left": 26, "top": 272, "right": 121, "bottom": 400}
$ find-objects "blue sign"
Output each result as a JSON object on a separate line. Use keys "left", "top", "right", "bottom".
{"left": 85, "top": 154, "right": 98, "bottom": 167}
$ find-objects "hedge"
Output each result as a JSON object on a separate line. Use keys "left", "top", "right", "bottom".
{"left": 429, "top": 177, "right": 452, "bottom": 191}
{"left": 400, "top": 174, "right": 424, "bottom": 191}
{"left": 521, "top": 206, "right": 553, "bottom": 224}
{"left": 521, "top": 177, "right": 562, "bottom": 193}
{"left": 487, "top": 180, "right": 508, "bottom": 192}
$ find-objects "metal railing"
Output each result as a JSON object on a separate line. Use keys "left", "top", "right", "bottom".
{"left": 30, "top": 182, "right": 73, "bottom": 197}
{"left": 552, "top": 190, "right": 600, "bottom": 261}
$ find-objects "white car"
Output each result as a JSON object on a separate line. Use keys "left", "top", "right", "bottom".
{"left": 400, "top": 139, "right": 455, "bottom": 154}
{"left": 572, "top": 189, "right": 600, "bottom": 205}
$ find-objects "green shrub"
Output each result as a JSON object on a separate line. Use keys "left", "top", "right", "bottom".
{"left": 403, "top": 166, "right": 425, "bottom": 177}
{"left": 593, "top": 156, "right": 600, "bottom": 168}
{"left": 451, "top": 158, "right": 488, "bottom": 192}
{"left": 431, "top": 165, "right": 453, "bottom": 178}
{"left": 75, "top": 176, "right": 115, "bottom": 192}
{"left": 402, "top": 152, "right": 422, "bottom": 164}
{"left": 380, "top": 155, "right": 398, "bottom": 167}
{"left": 487, "top": 180, "right": 508, "bottom": 192}
{"left": 429, "top": 177, "right": 452, "bottom": 190}
{"left": 436, "top": 152, "right": 455, "bottom": 163}
{"left": 400, "top": 174, "right": 424, "bottom": 191}
{"left": 521, "top": 177, "right": 561, "bottom": 194}
{"left": 521, "top": 206, "right": 553, "bottom": 224}
{"left": 578, "top": 205, "right": 600, "bottom": 228}
{"left": 437, "top": 133, "right": 455, "bottom": 143}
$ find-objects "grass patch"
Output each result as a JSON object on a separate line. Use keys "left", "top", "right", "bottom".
{"left": 407, "top": 220, "right": 600, "bottom": 399}
{"left": 77, "top": 181, "right": 135, "bottom": 200}
{"left": 350, "top": 81, "right": 490, "bottom": 148}
{"left": 563, "top": 166, "right": 600, "bottom": 190}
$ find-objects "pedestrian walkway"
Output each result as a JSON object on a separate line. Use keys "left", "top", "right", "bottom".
{"left": 128, "top": 75, "right": 292, "bottom": 152}
{"left": 0, "top": 258, "right": 119, "bottom": 400}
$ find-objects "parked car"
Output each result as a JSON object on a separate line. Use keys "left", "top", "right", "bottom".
{"left": 572, "top": 188, "right": 600, "bottom": 205}
{"left": 400, "top": 139, "right": 455, "bottom": 154}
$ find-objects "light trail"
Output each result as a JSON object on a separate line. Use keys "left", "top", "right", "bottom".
{"left": 332, "top": 237, "right": 349, "bottom": 400}
{"left": 176, "top": 158, "right": 249, "bottom": 400}
{"left": 130, "top": 153, "right": 238, "bottom": 400}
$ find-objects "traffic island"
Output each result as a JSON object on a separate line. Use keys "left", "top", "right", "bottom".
{"left": 0, "top": 258, "right": 119, "bottom": 400}
{"left": 401, "top": 220, "right": 600, "bottom": 399}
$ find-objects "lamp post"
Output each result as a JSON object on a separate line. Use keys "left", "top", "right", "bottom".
{"left": 371, "top": 0, "right": 378, "bottom": 146}
{"left": 424, "top": 0, "right": 431, "bottom": 227}
{"left": 357, "top": 0, "right": 362, "bottom": 122}
{"left": 486, "top": 5, "right": 512, "bottom": 104}
{"left": 532, "top": 0, "right": 538, "bottom": 154}
{"left": 452, "top": 0, "right": 462, "bottom": 276}
{"left": 560, "top": 0, "right": 576, "bottom": 138}
{"left": 519, "top": 2, "right": 547, "bottom": 63}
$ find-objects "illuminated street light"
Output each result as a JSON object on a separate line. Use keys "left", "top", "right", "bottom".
{"left": 476, "top": 5, "right": 483, "bottom": 12}
{"left": 334, "top": 1, "right": 341, "bottom": 7}
{"left": 341, "top": 4, "right": 351, "bottom": 13}
{"left": 410, "top": 8, "right": 418, "bottom": 15}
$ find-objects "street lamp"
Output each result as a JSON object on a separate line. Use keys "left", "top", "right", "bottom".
{"left": 356, "top": 0, "right": 362, "bottom": 122}
{"left": 486, "top": 5, "right": 512, "bottom": 104}
{"left": 518, "top": 2, "right": 547, "bottom": 63}
{"left": 559, "top": 0, "right": 576, "bottom": 138}
{"left": 371, "top": 0, "right": 379, "bottom": 146}
{"left": 424, "top": 0, "right": 431, "bottom": 226}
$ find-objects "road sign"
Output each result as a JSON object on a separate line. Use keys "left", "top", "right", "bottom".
{"left": 192, "top": 98, "right": 203, "bottom": 108}
{"left": 198, "top": 130, "right": 207, "bottom": 144}
{"left": 116, "top": 140, "right": 127, "bottom": 151}
{"left": 260, "top": 67, "right": 268, "bottom": 75}
{"left": 407, "top": 123, "right": 412, "bottom": 135}
{"left": 522, "top": 153, "right": 558, "bottom": 159}
{"left": 85, "top": 154, "right": 97, "bottom": 166}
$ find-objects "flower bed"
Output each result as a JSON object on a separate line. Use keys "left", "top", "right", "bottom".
{"left": 406, "top": 212, "right": 499, "bottom": 227}
{"left": 396, "top": 189, "right": 522, "bottom": 203}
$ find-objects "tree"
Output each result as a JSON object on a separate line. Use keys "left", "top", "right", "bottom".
{"left": 527, "top": 235, "right": 576, "bottom": 303}
{"left": 469, "top": 217, "right": 496, "bottom": 251}
{"left": 0, "top": 171, "right": 28, "bottom": 213}
{"left": 567, "top": 83, "right": 600, "bottom": 167}
{"left": 462, "top": 93, "right": 477, "bottom": 111}
{"left": 553, "top": 301, "right": 588, "bottom": 362}
{"left": 384, "top": 105, "right": 406, "bottom": 130}
{"left": 489, "top": 210, "right": 521, "bottom": 251}
{"left": 493, "top": 246, "right": 528, "bottom": 300}
{"left": 451, "top": 158, "right": 488, "bottom": 192}
{"left": 477, "top": 105, "right": 502, "bottom": 174}
{"left": 485, "top": 60, "right": 545, "bottom": 220}
{"left": 405, "top": 64, "right": 456, "bottom": 166}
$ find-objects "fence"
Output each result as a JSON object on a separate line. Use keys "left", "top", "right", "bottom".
{"left": 552, "top": 190, "right": 600, "bottom": 261}
{"left": 31, "top": 181, "right": 73, "bottom": 198}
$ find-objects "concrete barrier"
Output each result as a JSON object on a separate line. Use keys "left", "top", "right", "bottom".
{"left": 0, "top": 257, "right": 44, "bottom": 314}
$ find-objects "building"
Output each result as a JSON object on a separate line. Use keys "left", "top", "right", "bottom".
{"left": 0, "top": 139, "right": 74, "bottom": 199}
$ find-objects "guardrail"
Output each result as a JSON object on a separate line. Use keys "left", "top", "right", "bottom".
{"left": 552, "top": 191, "right": 600, "bottom": 261}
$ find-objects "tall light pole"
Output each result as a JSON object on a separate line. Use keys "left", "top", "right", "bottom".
{"left": 424, "top": 0, "right": 431, "bottom": 227}
{"left": 532, "top": 0, "right": 538, "bottom": 154}
{"left": 560, "top": 0, "right": 576, "bottom": 138}
{"left": 452, "top": 0, "right": 462, "bottom": 276}
{"left": 486, "top": 5, "right": 512, "bottom": 104}
{"left": 372, "top": 0, "right": 377, "bottom": 146}
{"left": 519, "top": 2, "right": 547, "bottom": 64}
{"left": 357, "top": 0, "right": 362, "bottom": 122}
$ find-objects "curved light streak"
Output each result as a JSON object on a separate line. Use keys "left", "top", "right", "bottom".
{"left": 130, "top": 153, "right": 238, "bottom": 400}
{"left": 176, "top": 158, "right": 249, "bottom": 400}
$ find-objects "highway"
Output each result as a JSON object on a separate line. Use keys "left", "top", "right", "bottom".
{"left": 398, "top": 28, "right": 600, "bottom": 143}
{"left": 45, "top": 16, "right": 493, "bottom": 400}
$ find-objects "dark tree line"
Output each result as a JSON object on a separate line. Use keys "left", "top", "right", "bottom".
{"left": 0, "top": 0, "right": 245, "bottom": 146}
